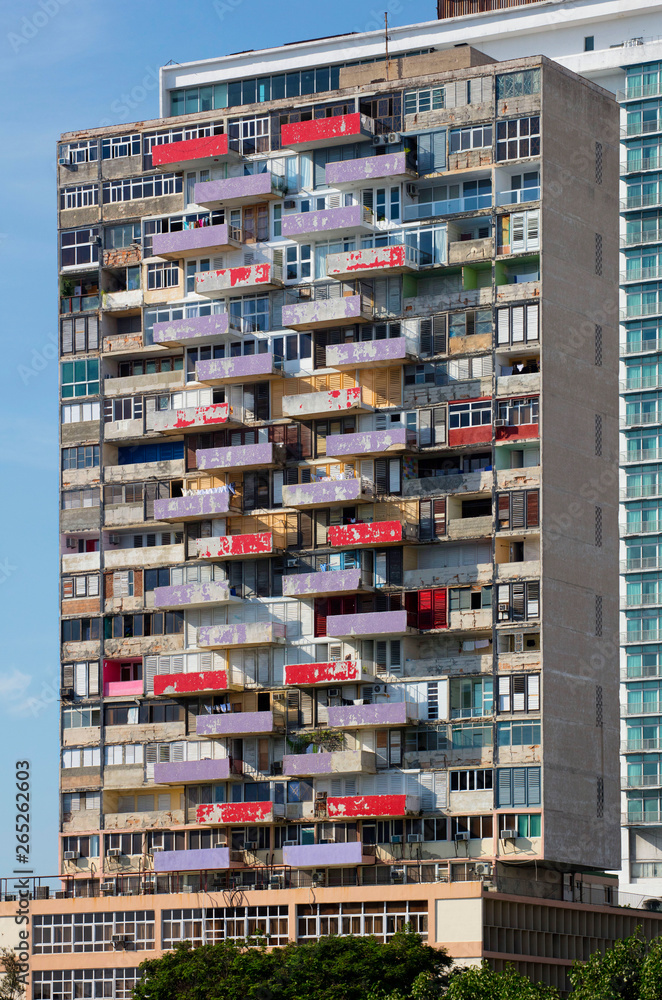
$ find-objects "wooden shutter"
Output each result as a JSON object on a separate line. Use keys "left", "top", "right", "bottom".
{"left": 389, "top": 730, "right": 402, "bottom": 766}
{"left": 186, "top": 435, "right": 198, "bottom": 471}
{"left": 62, "top": 663, "right": 74, "bottom": 689}
{"left": 418, "top": 590, "right": 433, "bottom": 630}
{"left": 513, "top": 767, "right": 528, "bottom": 806}
{"left": 526, "top": 581, "right": 540, "bottom": 619}
{"left": 374, "top": 460, "right": 388, "bottom": 495}
{"left": 511, "top": 213, "right": 525, "bottom": 252}
{"left": 526, "top": 303, "right": 539, "bottom": 342}
{"left": 498, "top": 676, "right": 511, "bottom": 713}
{"left": 375, "top": 730, "right": 389, "bottom": 768}
{"left": 433, "top": 498, "right": 446, "bottom": 536}
{"left": 419, "top": 499, "right": 433, "bottom": 541}
{"left": 526, "top": 490, "right": 539, "bottom": 527}
{"left": 61, "top": 319, "right": 74, "bottom": 354}
{"left": 314, "top": 599, "right": 327, "bottom": 638}
{"left": 88, "top": 661, "right": 99, "bottom": 696}
{"left": 511, "top": 306, "right": 525, "bottom": 344}
{"left": 512, "top": 584, "right": 525, "bottom": 620}
{"left": 497, "top": 494, "right": 511, "bottom": 529}
{"left": 433, "top": 589, "right": 447, "bottom": 629}
{"left": 526, "top": 210, "right": 540, "bottom": 251}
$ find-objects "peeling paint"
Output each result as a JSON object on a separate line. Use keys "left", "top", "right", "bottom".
{"left": 195, "top": 172, "right": 280, "bottom": 206}
{"left": 151, "top": 403, "right": 229, "bottom": 433}
{"left": 326, "top": 794, "right": 419, "bottom": 818}
{"left": 196, "top": 801, "right": 281, "bottom": 824}
{"left": 281, "top": 295, "right": 369, "bottom": 330}
{"left": 325, "top": 151, "right": 411, "bottom": 186}
{"left": 326, "top": 609, "right": 408, "bottom": 637}
{"left": 198, "top": 622, "right": 286, "bottom": 648}
{"left": 195, "top": 263, "right": 278, "bottom": 296}
{"left": 196, "top": 710, "right": 276, "bottom": 737}
{"left": 153, "top": 582, "right": 232, "bottom": 609}
{"left": 154, "top": 492, "right": 231, "bottom": 522}
{"left": 284, "top": 660, "right": 361, "bottom": 686}
{"left": 495, "top": 423, "right": 540, "bottom": 441}
{"left": 197, "top": 352, "right": 279, "bottom": 383}
{"left": 325, "top": 429, "right": 407, "bottom": 458}
{"left": 283, "top": 567, "right": 364, "bottom": 597}
{"left": 448, "top": 425, "right": 493, "bottom": 448}
{"left": 326, "top": 338, "right": 408, "bottom": 368}
{"left": 152, "top": 224, "right": 238, "bottom": 258}
{"left": 154, "top": 758, "right": 231, "bottom": 783}
{"left": 197, "top": 441, "right": 280, "bottom": 471}
{"left": 283, "top": 750, "right": 375, "bottom": 777}
{"left": 196, "top": 532, "right": 273, "bottom": 558}
{"left": 153, "top": 313, "right": 230, "bottom": 347}
{"left": 326, "top": 246, "right": 412, "bottom": 277}
{"left": 282, "top": 477, "right": 369, "bottom": 507}
{"left": 328, "top": 521, "right": 403, "bottom": 547}
{"left": 154, "top": 670, "right": 229, "bottom": 697}
{"left": 281, "top": 113, "right": 365, "bottom": 147}
{"left": 282, "top": 386, "right": 365, "bottom": 418}
{"left": 151, "top": 134, "right": 230, "bottom": 168}
{"left": 282, "top": 205, "right": 372, "bottom": 239}
{"left": 327, "top": 701, "right": 414, "bottom": 728}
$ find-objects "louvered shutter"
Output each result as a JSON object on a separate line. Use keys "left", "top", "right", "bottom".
{"left": 433, "top": 498, "right": 446, "bottom": 536}
{"left": 375, "top": 731, "right": 389, "bottom": 768}
{"left": 74, "top": 318, "right": 87, "bottom": 352}
{"left": 513, "top": 676, "right": 526, "bottom": 712}
{"left": 497, "top": 308, "right": 510, "bottom": 345}
{"left": 526, "top": 303, "right": 539, "bottom": 342}
{"left": 526, "top": 210, "right": 540, "bottom": 251}
{"left": 511, "top": 213, "right": 525, "bottom": 252}
{"left": 418, "top": 590, "right": 433, "bottom": 630}
{"left": 527, "top": 767, "right": 541, "bottom": 805}
{"left": 512, "top": 306, "right": 525, "bottom": 343}
{"left": 145, "top": 745, "right": 157, "bottom": 781}
{"left": 62, "top": 663, "right": 74, "bottom": 689}
{"left": 389, "top": 730, "right": 402, "bottom": 766}
{"left": 419, "top": 319, "right": 433, "bottom": 357}
{"left": 526, "top": 581, "right": 540, "bottom": 619}
{"left": 61, "top": 319, "right": 74, "bottom": 354}
{"left": 88, "top": 661, "right": 99, "bottom": 696}
{"left": 526, "top": 491, "right": 539, "bottom": 527}
{"left": 314, "top": 599, "right": 327, "bottom": 638}
{"left": 388, "top": 458, "right": 401, "bottom": 494}
{"left": 375, "top": 460, "right": 388, "bottom": 495}
{"left": 497, "top": 494, "right": 511, "bottom": 529}
{"left": 243, "top": 738, "right": 257, "bottom": 776}
{"left": 433, "top": 589, "right": 447, "bottom": 629}
{"left": 387, "top": 548, "right": 402, "bottom": 587}
{"left": 433, "top": 315, "right": 447, "bottom": 354}
{"left": 512, "top": 584, "right": 525, "bottom": 620}
{"left": 513, "top": 768, "right": 527, "bottom": 806}
{"left": 145, "top": 656, "right": 158, "bottom": 693}
{"left": 301, "top": 690, "right": 314, "bottom": 725}
{"left": 511, "top": 492, "right": 525, "bottom": 528}
{"left": 419, "top": 500, "right": 433, "bottom": 540}
{"left": 499, "top": 676, "right": 511, "bottom": 712}
{"left": 497, "top": 768, "right": 512, "bottom": 808}
{"left": 527, "top": 674, "right": 540, "bottom": 712}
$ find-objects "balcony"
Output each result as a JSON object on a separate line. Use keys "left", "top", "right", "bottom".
{"left": 283, "top": 568, "right": 371, "bottom": 598}
{"left": 151, "top": 403, "right": 232, "bottom": 435}
{"left": 282, "top": 842, "right": 368, "bottom": 867}
{"left": 197, "top": 802, "right": 285, "bottom": 825}
{"left": 194, "top": 173, "right": 285, "bottom": 208}
{"left": 196, "top": 532, "right": 278, "bottom": 559}
{"left": 151, "top": 134, "right": 240, "bottom": 172}
{"left": 623, "top": 812, "right": 662, "bottom": 826}
{"left": 197, "top": 622, "right": 286, "bottom": 648}
{"left": 623, "top": 702, "right": 662, "bottom": 717}
{"left": 153, "top": 670, "right": 230, "bottom": 697}
{"left": 103, "top": 289, "right": 143, "bottom": 313}
{"left": 621, "top": 228, "right": 662, "bottom": 248}
{"left": 154, "top": 489, "right": 233, "bottom": 523}
{"left": 153, "top": 314, "right": 236, "bottom": 349}
{"left": 153, "top": 582, "right": 238, "bottom": 610}
{"left": 195, "top": 261, "right": 283, "bottom": 296}
{"left": 282, "top": 293, "right": 372, "bottom": 330}
{"left": 405, "top": 191, "right": 492, "bottom": 222}
{"left": 447, "top": 425, "right": 493, "bottom": 449}
{"left": 495, "top": 423, "right": 539, "bottom": 443}
{"left": 495, "top": 187, "right": 540, "bottom": 206}
{"left": 283, "top": 750, "right": 376, "bottom": 778}
{"left": 325, "top": 429, "right": 409, "bottom": 459}
{"left": 196, "top": 352, "right": 284, "bottom": 385}
{"left": 325, "top": 151, "right": 416, "bottom": 189}
{"left": 326, "top": 337, "right": 414, "bottom": 370}
{"left": 154, "top": 758, "right": 231, "bottom": 784}
{"left": 282, "top": 386, "right": 373, "bottom": 419}
{"left": 327, "top": 701, "right": 416, "bottom": 728}
{"left": 326, "top": 610, "right": 414, "bottom": 639}
{"left": 282, "top": 478, "right": 374, "bottom": 508}
{"left": 328, "top": 521, "right": 417, "bottom": 547}
{"left": 326, "top": 793, "right": 420, "bottom": 819}
{"left": 448, "top": 236, "right": 494, "bottom": 266}
{"left": 152, "top": 224, "right": 242, "bottom": 261}
{"left": 153, "top": 847, "right": 235, "bottom": 873}
{"left": 197, "top": 710, "right": 279, "bottom": 738}
{"left": 282, "top": 205, "right": 375, "bottom": 242}
{"left": 103, "top": 543, "right": 185, "bottom": 571}
{"left": 196, "top": 441, "right": 285, "bottom": 473}
{"left": 326, "top": 245, "right": 418, "bottom": 280}
{"left": 281, "top": 113, "right": 374, "bottom": 150}
{"left": 496, "top": 373, "right": 540, "bottom": 398}
{"left": 284, "top": 659, "right": 363, "bottom": 686}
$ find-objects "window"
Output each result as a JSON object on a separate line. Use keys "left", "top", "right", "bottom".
{"left": 61, "top": 618, "right": 101, "bottom": 643}
{"left": 449, "top": 124, "right": 492, "bottom": 153}
{"left": 498, "top": 813, "right": 541, "bottom": 837}
{"left": 497, "top": 396, "right": 539, "bottom": 426}
{"left": 228, "top": 116, "right": 270, "bottom": 156}
{"left": 62, "top": 791, "right": 100, "bottom": 815}
{"left": 103, "top": 613, "right": 184, "bottom": 641}
{"left": 59, "top": 139, "right": 98, "bottom": 164}
{"left": 62, "top": 659, "right": 99, "bottom": 700}
{"left": 61, "top": 402, "right": 100, "bottom": 424}
{"left": 497, "top": 719, "right": 541, "bottom": 745}
{"left": 33, "top": 910, "right": 154, "bottom": 955}
{"left": 496, "top": 117, "right": 540, "bottom": 161}
{"left": 61, "top": 445, "right": 99, "bottom": 470}
{"left": 405, "top": 356, "right": 493, "bottom": 386}
{"left": 501, "top": 209, "right": 540, "bottom": 253}
{"left": 62, "top": 575, "right": 100, "bottom": 600}
{"left": 497, "top": 581, "right": 539, "bottom": 621}
{"left": 496, "top": 490, "right": 539, "bottom": 530}
{"left": 296, "top": 900, "right": 426, "bottom": 944}
{"left": 60, "top": 315, "right": 99, "bottom": 354}
{"left": 404, "top": 87, "right": 445, "bottom": 114}
{"left": 449, "top": 586, "right": 492, "bottom": 612}
{"left": 498, "top": 673, "right": 540, "bottom": 713}
{"left": 185, "top": 257, "right": 213, "bottom": 293}
{"left": 147, "top": 261, "right": 179, "bottom": 290}
{"left": 101, "top": 134, "right": 141, "bottom": 159}
{"left": 584, "top": 36, "right": 595, "bottom": 51}
{"left": 103, "top": 396, "right": 143, "bottom": 423}
{"left": 105, "top": 744, "right": 144, "bottom": 765}
{"left": 496, "top": 303, "right": 539, "bottom": 345}
{"left": 449, "top": 308, "right": 492, "bottom": 339}
{"left": 417, "top": 130, "right": 447, "bottom": 174}
{"left": 61, "top": 487, "right": 100, "bottom": 509}
{"left": 285, "top": 244, "right": 312, "bottom": 282}
{"left": 496, "top": 766, "right": 541, "bottom": 807}
{"left": 33, "top": 969, "right": 137, "bottom": 999}
{"left": 61, "top": 835, "right": 100, "bottom": 857}
{"left": 449, "top": 400, "right": 492, "bottom": 428}
{"left": 162, "top": 906, "right": 289, "bottom": 949}
{"left": 118, "top": 356, "right": 182, "bottom": 378}
{"left": 104, "top": 701, "right": 184, "bottom": 726}
{"left": 105, "top": 222, "right": 141, "bottom": 249}
{"left": 116, "top": 441, "right": 184, "bottom": 465}
{"left": 451, "top": 724, "right": 492, "bottom": 748}
{"left": 496, "top": 69, "right": 541, "bottom": 100}
{"left": 450, "top": 769, "right": 493, "bottom": 791}
{"left": 228, "top": 295, "right": 269, "bottom": 333}
{"left": 450, "top": 677, "right": 493, "bottom": 719}
{"left": 361, "top": 639, "right": 402, "bottom": 675}
{"left": 102, "top": 173, "right": 182, "bottom": 203}
{"left": 60, "top": 184, "right": 99, "bottom": 210}
{"left": 61, "top": 360, "right": 99, "bottom": 399}
{"left": 60, "top": 227, "right": 99, "bottom": 268}
{"left": 62, "top": 706, "right": 100, "bottom": 729}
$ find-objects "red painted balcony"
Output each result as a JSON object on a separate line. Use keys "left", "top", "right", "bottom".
{"left": 326, "top": 794, "right": 421, "bottom": 819}
{"left": 151, "top": 134, "right": 240, "bottom": 172}
{"left": 153, "top": 670, "right": 229, "bottom": 697}
{"left": 195, "top": 532, "right": 278, "bottom": 560}
{"left": 496, "top": 423, "right": 540, "bottom": 441}
{"left": 282, "top": 386, "right": 373, "bottom": 420}
{"left": 151, "top": 403, "right": 232, "bottom": 435}
{"left": 281, "top": 113, "right": 375, "bottom": 150}
{"left": 326, "top": 245, "right": 419, "bottom": 280}
{"left": 328, "top": 521, "right": 417, "bottom": 547}
{"left": 448, "top": 425, "right": 493, "bottom": 448}
{"left": 196, "top": 801, "right": 285, "bottom": 825}
{"left": 196, "top": 261, "right": 283, "bottom": 297}
{"left": 284, "top": 659, "right": 363, "bottom": 686}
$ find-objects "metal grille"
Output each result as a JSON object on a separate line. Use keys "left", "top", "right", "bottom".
{"left": 595, "top": 684, "right": 603, "bottom": 727}
{"left": 595, "top": 505, "right": 603, "bottom": 547}
{"left": 597, "top": 776, "right": 604, "bottom": 818}
{"left": 595, "top": 414, "right": 603, "bottom": 457}
{"left": 595, "top": 324, "right": 602, "bottom": 366}
{"left": 595, "top": 233, "right": 603, "bottom": 276}
{"left": 595, "top": 594, "right": 603, "bottom": 637}
{"left": 595, "top": 141, "right": 603, "bottom": 184}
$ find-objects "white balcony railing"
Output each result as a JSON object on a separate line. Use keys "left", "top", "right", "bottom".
{"left": 622, "top": 339, "right": 662, "bottom": 356}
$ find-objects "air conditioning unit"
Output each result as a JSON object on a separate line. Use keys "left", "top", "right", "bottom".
{"left": 109, "top": 535, "right": 121, "bottom": 545}
{"left": 405, "top": 183, "right": 417, "bottom": 198}
{"left": 474, "top": 863, "right": 492, "bottom": 877}
{"left": 282, "top": 840, "right": 298, "bottom": 847}
{"left": 111, "top": 934, "right": 127, "bottom": 946}
{"left": 243, "top": 841, "right": 257, "bottom": 851}
{"left": 434, "top": 865, "right": 448, "bottom": 882}
{"left": 149, "top": 846, "right": 164, "bottom": 854}
{"left": 101, "top": 882, "right": 115, "bottom": 892}
{"left": 269, "top": 876, "right": 284, "bottom": 889}
{"left": 455, "top": 831, "right": 470, "bottom": 842}
{"left": 61, "top": 687, "right": 74, "bottom": 699}
{"left": 390, "top": 866, "right": 405, "bottom": 881}
{"left": 107, "top": 848, "right": 122, "bottom": 858}
{"left": 494, "top": 418, "right": 507, "bottom": 427}
{"left": 58, "top": 155, "right": 72, "bottom": 166}
{"left": 373, "top": 684, "right": 384, "bottom": 693}
{"left": 407, "top": 834, "right": 422, "bottom": 844}
{"left": 284, "top": 199, "right": 297, "bottom": 210}
{"left": 63, "top": 851, "right": 79, "bottom": 861}
{"left": 65, "top": 538, "right": 78, "bottom": 549}
{"left": 501, "top": 828, "right": 519, "bottom": 840}
{"left": 387, "top": 132, "right": 401, "bottom": 144}
{"left": 390, "top": 835, "right": 402, "bottom": 844}
{"left": 286, "top": 558, "right": 298, "bottom": 567}
{"left": 514, "top": 634, "right": 524, "bottom": 653}
{"left": 315, "top": 791, "right": 327, "bottom": 801}
{"left": 498, "top": 603, "right": 510, "bottom": 612}
{"left": 328, "top": 688, "right": 340, "bottom": 698}
{"left": 312, "top": 871, "right": 326, "bottom": 884}
{"left": 271, "top": 762, "right": 283, "bottom": 775}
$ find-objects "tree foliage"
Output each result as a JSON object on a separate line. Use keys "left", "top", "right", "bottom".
{"left": 567, "top": 931, "right": 662, "bottom": 1000}
{"left": 133, "top": 928, "right": 452, "bottom": 1000}
{"left": 445, "top": 962, "right": 560, "bottom": 1000}
{"left": 0, "top": 947, "right": 26, "bottom": 1000}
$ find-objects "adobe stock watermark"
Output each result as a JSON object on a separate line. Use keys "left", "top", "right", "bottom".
{"left": 96, "top": 66, "right": 160, "bottom": 128}
{"left": 18, "top": 332, "right": 58, "bottom": 387}
{"left": 7, "top": 0, "right": 72, "bottom": 54}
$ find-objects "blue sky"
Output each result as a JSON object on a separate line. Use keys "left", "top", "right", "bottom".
{"left": 0, "top": 0, "right": 430, "bottom": 877}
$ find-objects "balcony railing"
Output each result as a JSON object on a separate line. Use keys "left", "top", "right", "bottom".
{"left": 623, "top": 811, "right": 662, "bottom": 825}
{"left": 620, "top": 518, "right": 662, "bottom": 534}
{"left": 623, "top": 701, "right": 662, "bottom": 716}
{"left": 618, "top": 84, "right": 662, "bottom": 102}
{"left": 622, "top": 339, "right": 662, "bottom": 355}
{"left": 621, "top": 593, "right": 662, "bottom": 609}
{"left": 495, "top": 186, "right": 540, "bottom": 206}
{"left": 404, "top": 191, "right": 492, "bottom": 221}
{"left": 620, "top": 448, "right": 662, "bottom": 464}
{"left": 621, "top": 377, "right": 662, "bottom": 392}
{"left": 622, "top": 629, "right": 662, "bottom": 644}
{"left": 621, "top": 155, "right": 662, "bottom": 175}
{"left": 623, "top": 119, "right": 662, "bottom": 138}
{"left": 622, "top": 738, "right": 662, "bottom": 752}
{"left": 623, "top": 774, "right": 662, "bottom": 788}
{"left": 620, "top": 302, "right": 662, "bottom": 321}
{"left": 621, "top": 266, "right": 662, "bottom": 284}
{"left": 621, "top": 193, "right": 662, "bottom": 211}
{"left": 621, "top": 411, "right": 662, "bottom": 427}
{"left": 621, "top": 556, "right": 662, "bottom": 571}
{"left": 60, "top": 294, "right": 100, "bottom": 314}
{"left": 621, "top": 228, "right": 662, "bottom": 247}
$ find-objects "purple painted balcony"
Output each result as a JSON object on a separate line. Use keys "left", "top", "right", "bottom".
{"left": 151, "top": 403, "right": 234, "bottom": 435}
{"left": 326, "top": 337, "right": 414, "bottom": 369}
{"left": 283, "top": 750, "right": 376, "bottom": 778}
{"left": 152, "top": 581, "right": 237, "bottom": 610}
{"left": 282, "top": 478, "right": 374, "bottom": 509}
{"left": 152, "top": 313, "right": 235, "bottom": 348}
{"left": 326, "top": 245, "right": 419, "bottom": 280}
{"left": 282, "top": 386, "right": 373, "bottom": 420}
{"left": 282, "top": 205, "right": 375, "bottom": 242}
{"left": 196, "top": 262, "right": 283, "bottom": 297}
{"left": 196, "top": 441, "right": 285, "bottom": 473}
{"left": 195, "top": 173, "right": 285, "bottom": 209}
{"left": 154, "top": 758, "right": 231, "bottom": 785}
{"left": 153, "top": 847, "right": 232, "bottom": 873}
{"left": 152, "top": 224, "right": 241, "bottom": 260}
{"left": 196, "top": 352, "right": 284, "bottom": 385}
{"left": 282, "top": 842, "right": 371, "bottom": 868}
{"left": 326, "top": 609, "right": 413, "bottom": 638}
{"left": 325, "top": 151, "right": 416, "bottom": 189}
{"left": 282, "top": 294, "right": 372, "bottom": 331}
{"left": 283, "top": 568, "right": 371, "bottom": 598}
{"left": 327, "top": 701, "right": 417, "bottom": 728}
{"left": 197, "top": 621, "right": 286, "bottom": 648}
{"left": 197, "top": 710, "right": 279, "bottom": 737}
{"left": 325, "top": 429, "right": 408, "bottom": 459}
{"left": 154, "top": 490, "right": 233, "bottom": 523}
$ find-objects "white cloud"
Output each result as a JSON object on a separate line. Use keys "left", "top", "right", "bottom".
{"left": 0, "top": 668, "right": 34, "bottom": 712}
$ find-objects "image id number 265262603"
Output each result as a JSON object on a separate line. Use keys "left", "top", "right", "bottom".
{"left": 15, "top": 761, "right": 30, "bottom": 864}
